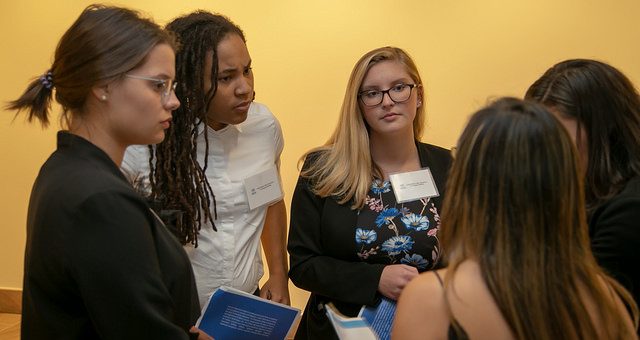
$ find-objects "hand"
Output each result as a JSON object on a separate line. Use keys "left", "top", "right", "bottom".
{"left": 190, "top": 326, "right": 213, "bottom": 340}
{"left": 260, "top": 273, "right": 291, "bottom": 305}
{"left": 378, "top": 264, "right": 419, "bottom": 300}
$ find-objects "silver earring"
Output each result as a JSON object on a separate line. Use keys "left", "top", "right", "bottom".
{"left": 101, "top": 95, "right": 107, "bottom": 101}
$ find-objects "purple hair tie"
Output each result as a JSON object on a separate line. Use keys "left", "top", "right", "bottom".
{"left": 40, "top": 71, "right": 53, "bottom": 89}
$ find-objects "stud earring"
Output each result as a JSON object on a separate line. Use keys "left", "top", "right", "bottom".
{"left": 100, "top": 95, "right": 107, "bottom": 101}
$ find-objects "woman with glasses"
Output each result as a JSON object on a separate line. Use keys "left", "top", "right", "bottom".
{"left": 526, "top": 59, "right": 640, "bottom": 320}
{"left": 7, "top": 5, "right": 209, "bottom": 339}
{"left": 393, "top": 98, "right": 638, "bottom": 339}
{"left": 288, "top": 46, "right": 452, "bottom": 339}
{"left": 122, "top": 11, "right": 290, "bottom": 308}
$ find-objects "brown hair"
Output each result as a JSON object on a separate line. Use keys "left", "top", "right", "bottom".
{"left": 526, "top": 59, "right": 640, "bottom": 214}
{"left": 441, "top": 97, "right": 638, "bottom": 339}
{"left": 7, "top": 4, "right": 176, "bottom": 127}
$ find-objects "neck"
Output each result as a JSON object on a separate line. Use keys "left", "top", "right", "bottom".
{"left": 369, "top": 131, "right": 420, "bottom": 179}
{"left": 69, "top": 120, "right": 125, "bottom": 166}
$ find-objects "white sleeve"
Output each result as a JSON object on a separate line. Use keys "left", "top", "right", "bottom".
{"left": 272, "top": 115, "right": 284, "bottom": 171}
{"left": 121, "top": 145, "right": 153, "bottom": 196}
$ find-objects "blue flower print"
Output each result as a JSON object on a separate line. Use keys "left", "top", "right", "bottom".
{"left": 371, "top": 179, "right": 391, "bottom": 194}
{"left": 375, "top": 208, "right": 400, "bottom": 228}
{"left": 401, "top": 253, "right": 429, "bottom": 269}
{"left": 401, "top": 213, "right": 430, "bottom": 231}
{"left": 381, "top": 235, "right": 414, "bottom": 256}
{"left": 355, "top": 228, "right": 377, "bottom": 245}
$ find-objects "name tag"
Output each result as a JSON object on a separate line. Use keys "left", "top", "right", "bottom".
{"left": 243, "top": 166, "right": 283, "bottom": 210}
{"left": 389, "top": 168, "right": 439, "bottom": 203}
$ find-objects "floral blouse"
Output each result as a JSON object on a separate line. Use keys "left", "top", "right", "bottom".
{"left": 355, "top": 178, "right": 441, "bottom": 271}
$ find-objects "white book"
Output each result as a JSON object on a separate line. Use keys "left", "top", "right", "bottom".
{"left": 325, "top": 303, "right": 378, "bottom": 340}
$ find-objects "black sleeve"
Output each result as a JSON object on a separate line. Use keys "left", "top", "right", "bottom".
{"left": 68, "top": 191, "right": 191, "bottom": 339}
{"left": 590, "top": 194, "right": 640, "bottom": 302}
{"left": 288, "top": 158, "right": 386, "bottom": 306}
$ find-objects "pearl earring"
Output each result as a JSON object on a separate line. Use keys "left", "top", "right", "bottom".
{"left": 101, "top": 95, "right": 107, "bottom": 101}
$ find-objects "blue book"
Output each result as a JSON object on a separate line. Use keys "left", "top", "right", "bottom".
{"left": 359, "top": 297, "right": 396, "bottom": 340}
{"left": 196, "top": 286, "right": 301, "bottom": 340}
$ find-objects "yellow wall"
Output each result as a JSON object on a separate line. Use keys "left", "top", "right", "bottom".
{"left": 2, "top": 0, "right": 639, "bottom": 312}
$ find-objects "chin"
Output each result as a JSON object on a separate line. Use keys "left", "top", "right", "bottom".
{"left": 233, "top": 113, "right": 249, "bottom": 125}
{"left": 145, "top": 132, "right": 166, "bottom": 145}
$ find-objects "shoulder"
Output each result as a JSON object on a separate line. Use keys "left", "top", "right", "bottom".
{"left": 591, "top": 177, "right": 640, "bottom": 233}
{"left": 301, "top": 150, "right": 326, "bottom": 169}
{"left": 244, "top": 101, "right": 280, "bottom": 128}
{"left": 402, "top": 269, "right": 446, "bottom": 303}
{"left": 121, "top": 145, "right": 152, "bottom": 180}
{"left": 394, "top": 270, "right": 449, "bottom": 339}
{"left": 417, "top": 142, "right": 452, "bottom": 164}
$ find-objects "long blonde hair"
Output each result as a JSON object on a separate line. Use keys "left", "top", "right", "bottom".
{"left": 300, "top": 46, "right": 425, "bottom": 209}
{"left": 441, "top": 98, "right": 638, "bottom": 339}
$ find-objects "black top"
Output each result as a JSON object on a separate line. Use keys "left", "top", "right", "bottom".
{"left": 22, "top": 132, "right": 200, "bottom": 339}
{"left": 589, "top": 176, "right": 640, "bottom": 313}
{"left": 288, "top": 142, "right": 452, "bottom": 340}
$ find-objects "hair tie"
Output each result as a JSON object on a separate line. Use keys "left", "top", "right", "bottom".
{"left": 40, "top": 71, "right": 53, "bottom": 89}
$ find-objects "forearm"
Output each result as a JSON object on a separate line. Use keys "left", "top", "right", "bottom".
{"left": 261, "top": 200, "right": 289, "bottom": 276}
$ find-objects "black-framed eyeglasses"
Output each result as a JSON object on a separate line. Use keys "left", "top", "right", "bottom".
{"left": 125, "top": 74, "right": 178, "bottom": 105}
{"left": 358, "top": 83, "right": 419, "bottom": 107}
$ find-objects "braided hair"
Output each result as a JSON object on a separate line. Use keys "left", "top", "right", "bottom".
{"left": 149, "top": 11, "right": 246, "bottom": 246}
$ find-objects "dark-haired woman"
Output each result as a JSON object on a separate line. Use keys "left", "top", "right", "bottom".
{"left": 122, "top": 11, "right": 289, "bottom": 308}
{"left": 526, "top": 59, "right": 640, "bottom": 315}
{"left": 8, "top": 5, "right": 208, "bottom": 339}
{"left": 393, "top": 98, "right": 638, "bottom": 339}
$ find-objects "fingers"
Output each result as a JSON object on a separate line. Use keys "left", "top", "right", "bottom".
{"left": 190, "top": 326, "right": 214, "bottom": 340}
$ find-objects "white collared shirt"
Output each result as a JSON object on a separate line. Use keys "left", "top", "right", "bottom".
{"left": 122, "top": 102, "right": 284, "bottom": 307}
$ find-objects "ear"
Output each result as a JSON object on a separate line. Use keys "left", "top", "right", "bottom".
{"left": 416, "top": 85, "right": 424, "bottom": 108}
{"left": 90, "top": 84, "right": 109, "bottom": 102}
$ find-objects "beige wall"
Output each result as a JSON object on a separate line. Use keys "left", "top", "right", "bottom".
{"left": 1, "top": 0, "right": 639, "bottom": 311}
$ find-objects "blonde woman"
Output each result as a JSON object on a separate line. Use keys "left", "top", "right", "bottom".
{"left": 288, "top": 47, "right": 452, "bottom": 339}
{"left": 393, "top": 98, "right": 638, "bottom": 339}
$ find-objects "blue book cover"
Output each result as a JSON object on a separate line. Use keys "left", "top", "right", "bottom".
{"left": 196, "top": 286, "right": 301, "bottom": 340}
{"left": 359, "top": 297, "right": 396, "bottom": 340}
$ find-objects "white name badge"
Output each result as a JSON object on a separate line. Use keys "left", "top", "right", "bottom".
{"left": 243, "top": 166, "right": 283, "bottom": 210}
{"left": 389, "top": 168, "right": 439, "bottom": 203}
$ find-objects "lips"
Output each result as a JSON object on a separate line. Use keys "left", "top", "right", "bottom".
{"left": 382, "top": 113, "right": 399, "bottom": 120}
{"left": 234, "top": 100, "right": 252, "bottom": 112}
{"left": 160, "top": 117, "right": 172, "bottom": 129}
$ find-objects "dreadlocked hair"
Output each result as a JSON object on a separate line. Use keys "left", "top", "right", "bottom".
{"left": 149, "top": 11, "right": 246, "bottom": 246}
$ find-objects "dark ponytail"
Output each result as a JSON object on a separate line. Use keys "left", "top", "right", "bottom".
{"left": 6, "top": 4, "right": 176, "bottom": 129}
{"left": 6, "top": 71, "right": 55, "bottom": 127}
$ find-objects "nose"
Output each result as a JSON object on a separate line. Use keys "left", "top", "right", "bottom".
{"left": 235, "top": 76, "right": 253, "bottom": 97}
{"left": 381, "top": 91, "right": 395, "bottom": 106}
{"left": 165, "top": 90, "right": 180, "bottom": 111}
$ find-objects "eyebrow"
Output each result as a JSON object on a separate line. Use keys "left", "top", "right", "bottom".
{"left": 218, "top": 60, "right": 253, "bottom": 75}
{"left": 148, "top": 72, "right": 173, "bottom": 80}
{"left": 360, "top": 78, "right": 413, "bottom": 90}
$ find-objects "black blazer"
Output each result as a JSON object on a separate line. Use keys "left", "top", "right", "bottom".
{"left": 589, "top": 176, "right": 640, "bottom": 313}
{"left": 22, "top": 132, "right": 200, "bottom": 339}
{"left": 288, "top": 142, "right": 452, "bottom": 340}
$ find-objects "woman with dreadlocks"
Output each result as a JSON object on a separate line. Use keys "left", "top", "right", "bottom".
{"left": 122, "top": 11, "right": 289, "bottom": 308}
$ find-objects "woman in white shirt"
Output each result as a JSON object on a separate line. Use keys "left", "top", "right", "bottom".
{"left": 122, "top": 11, "right": 289, "bottom": 307}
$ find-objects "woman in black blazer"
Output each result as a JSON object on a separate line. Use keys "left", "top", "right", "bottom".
{"left": 527, "top": 59, "right": 640, "bottom": 324}
{"left": 288, "top": 46, "right": 452, "bottom": 339}
{"left": 8, "top": 5, "right": 208, "bottom": 339}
